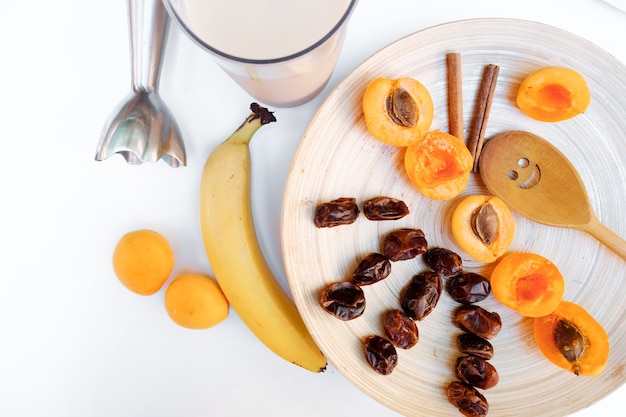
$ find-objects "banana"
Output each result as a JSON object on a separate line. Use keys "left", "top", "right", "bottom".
{"left": 199, "top": 103, "right": 327, "bottom": 372}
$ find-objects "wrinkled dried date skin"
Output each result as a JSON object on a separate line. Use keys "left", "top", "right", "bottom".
{"left": 319, "top": 281, "right": 365, "bottom": 321}
{"left": 382, "top": 309, "right": 419, "bottom": 349}
{"left": 456, "top": 355, "right": 499, "bottom": 390}
{"left": 351, "top": 253, "right": 391, "bottom": 286}
{"left": 447, "top": 273, "right": 491, "bottom": 304}
{"left": 423, "top": 247, "right": 463, "bottom": 277}
{"left": 314, "top": 197, "right": 359, "bottom": 228}
{"left": 382, "top": 228, "right": 428, "bottom": 261}
{"left": 400, "top": 270, "right": 443, "bottom": 320}
{"left": 453, "top": 305, "right": 502, "bottom": 339}
{"left": 447, "top": 381, "right": 489, "bottom": 417}
{"left": 363, "top": 197, "right": 410, "bottom": 221}
{"left": 363, "top": 335, "right": 398, "bottom": 375}
{"left": 457, "top": 333, "right": 494, "bottom": 360}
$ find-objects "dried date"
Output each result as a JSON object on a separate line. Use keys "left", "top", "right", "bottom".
{"left": 382, "top": 228, "right": 428, "bottom": 261}
{"left": 453, "top": 305, "right": 502, "bottom": 339}
{"left": 314, "top": 197, "right": 359, "bottom": 228}
{"left": 400, "top": 270, "right": 443, "bottom": 321}
{"left": 423, "top": 247, "right": 463, "bottom": 277}
{"left": 382, "top": 309, "right": 419, "bottom": 349}
{"left": 363, "top": 335, "right": 398, "bottom": 375}
{"left": 447, "top": 380, "right": 489, "bottom": 417}
{"left": 447, "top": 273, "right": 491, "bottom": 304}
{"left": 456, "top": 355, "right": 499, "bottom": 390}
{"left": 457, "top": 333, "right": 494, "bottom": 360}
{"left": 363, "top": 196, "right": 409, "bottom": 220}
{"left": 351, "top": 253, "right": 391, "bottom": 286}
{"left": 319, "top": 281, "right": 365, "bottom": 321}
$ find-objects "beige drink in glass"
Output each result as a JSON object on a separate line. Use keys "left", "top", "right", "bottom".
{"left": 164, "top": 0, "right": 358, "bottom": 107}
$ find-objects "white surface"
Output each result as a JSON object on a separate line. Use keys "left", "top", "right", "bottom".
{"left": 602, "top": 0, "right": 626, "bottom": 12}
{"left": 0, "top": 1, "right": 624, "bottom": 416}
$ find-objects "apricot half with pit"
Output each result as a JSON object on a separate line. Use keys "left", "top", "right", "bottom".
{"left": 451, "top": 195, "right": 515, "bottom": 262}
{"left": 490, "top": 252, "right": 564, "bottom": 317}
{"left": 517, "top": 66, "right": 590, "bottom": 122}
{"left": 404, "top": 131, "right": 473, "bottom": 200}
{"left": 534, "top": 301, "right": 609, "bottom": 376}
{"left": 362, "top": 77, "right": 434, "bottom": 147}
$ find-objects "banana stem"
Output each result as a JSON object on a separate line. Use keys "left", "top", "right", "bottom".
{"left": 228, "top": 103, "right": 277, "bottom": 145}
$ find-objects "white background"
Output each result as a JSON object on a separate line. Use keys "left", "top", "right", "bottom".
{"left": 1, "top": 0, "right": 624, "bottom": 416}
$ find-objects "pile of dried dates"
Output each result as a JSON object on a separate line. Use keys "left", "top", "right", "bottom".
{"left": 318, "top": 225, "right": 429, "bottom": 375}
{"left": 316, "top": 196, "right": 429, "bottom": 375}
{"left": 420, "top": 246, "right": 501, "bottom": 417}
{"left": 315, "top": 197, "right": 503, "bottom": 416}
{"left": 439, "top": 247, "right": 501, "bottom": 417}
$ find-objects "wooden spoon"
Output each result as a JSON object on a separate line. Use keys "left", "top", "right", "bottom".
{"left": 479, "top": 130, "right": 626, "bottom": 261}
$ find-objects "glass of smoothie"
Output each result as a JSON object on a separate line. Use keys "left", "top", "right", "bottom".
{"left": 163, "top": 0, "right": 359, "bottom": 107}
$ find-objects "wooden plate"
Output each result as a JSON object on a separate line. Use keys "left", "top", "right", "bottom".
{"left": 281, "top": 18, "right": 626, "bottom": 417}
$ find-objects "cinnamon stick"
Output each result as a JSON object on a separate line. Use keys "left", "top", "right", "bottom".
{"left": 447, "top": 53, "right": 464, "bottom": 142}
{"left": 468, "top": 64, "right": 499, "bottom": 173}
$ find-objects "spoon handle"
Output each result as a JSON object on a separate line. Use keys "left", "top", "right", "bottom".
{"left": 583, "top": 216, "right": 626, "bottom": 261}
{"left": 129, "top": 0, "right": 169, "bottom": 93}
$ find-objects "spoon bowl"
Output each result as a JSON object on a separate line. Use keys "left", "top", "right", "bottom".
{"left": 479, "top": 130, "right": 626, "bottom": 261}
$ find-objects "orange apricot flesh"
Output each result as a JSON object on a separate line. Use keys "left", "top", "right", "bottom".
{"left": 517, "top": 66, "right": 590, "bottom": 122}
{"left": 362, "top": 77, "right": 434, "bottom": 147}
{"left": 534, "top": 301, "right": 609, "bottom": 376}
{"left": 490, "top": 252, "right": 564, "bottom": 317}
{"left": 404, "top": 131, "right": 473, "bottom": 200}
{"left": 451, "top": 195, "right": 515, "bottom": 263}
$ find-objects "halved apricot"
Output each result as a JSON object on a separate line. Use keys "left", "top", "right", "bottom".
{"left": 517, "top": 66, "right": 590, "bottom": 122}
{"left": 490, "top": 252, "right": 564, "bottom": 317}
{"left": 534, "top": 301, "right": 609, "bottom": 376}
{"left": 451, "top": 195, "right": 515, "bottom": 263}
{"left": 362, "top": 77, "right": 434, "bottom": 147}
{"left": 404, "top": 131, "right": 473, "bottom": 200}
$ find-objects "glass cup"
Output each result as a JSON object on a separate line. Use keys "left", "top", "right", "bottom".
{"left": 163, "top": 0, "right": 359, "bottom": 107}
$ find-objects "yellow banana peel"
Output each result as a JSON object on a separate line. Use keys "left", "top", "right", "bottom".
{"left": 199, "top": 103, "right": 327, "bottom": 372}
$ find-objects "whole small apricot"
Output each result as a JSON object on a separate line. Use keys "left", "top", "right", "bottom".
{"left": 164, "top": 274, "right": 229, "bottom": 329}
{"left": 517, "top": 66, "right": 590, "bottom": 122}
{"left": 112, "top": 229, "right": 174, "bottom": 295}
